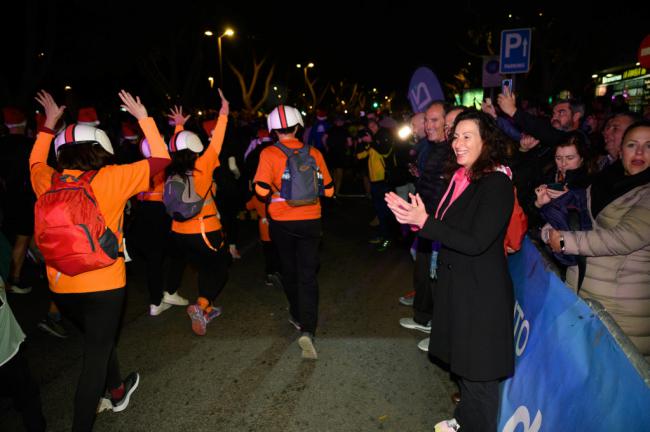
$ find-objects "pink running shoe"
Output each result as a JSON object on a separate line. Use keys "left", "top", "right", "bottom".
{"left": 187, "top": 304, "right": 208, "bottom": 336}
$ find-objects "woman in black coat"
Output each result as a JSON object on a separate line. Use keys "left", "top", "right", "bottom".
{"left": 386, "top": 109, "right": 515, "bottom": 432}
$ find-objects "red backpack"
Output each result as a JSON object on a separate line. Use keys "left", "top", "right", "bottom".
{"left": 34, "top": 171, "right": 119, "bottom": 276}
{"left": 504, "top": 188, "right": 528, "bottom": 253}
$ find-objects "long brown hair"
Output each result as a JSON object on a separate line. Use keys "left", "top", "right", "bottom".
{"left": 445, "top": 109, "right": 513, "bottom": 181}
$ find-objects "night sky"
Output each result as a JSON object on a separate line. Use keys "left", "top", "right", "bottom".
{"left": 2, "top": 1, "right": 649, "bottom": 113}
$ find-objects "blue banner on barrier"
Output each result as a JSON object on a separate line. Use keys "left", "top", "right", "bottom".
{"left": 497, "top": 237, "right": 650, "bottom": 431}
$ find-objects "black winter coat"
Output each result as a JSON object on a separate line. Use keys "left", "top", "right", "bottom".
{"left": 420, "top": 172, "right": 515, "bottom": 381}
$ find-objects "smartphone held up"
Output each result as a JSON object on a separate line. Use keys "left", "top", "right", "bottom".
{"left": 502, "top": 78, "right": 513, "bottom": 95}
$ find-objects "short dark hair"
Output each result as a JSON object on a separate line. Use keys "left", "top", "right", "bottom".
{"left": 554, "top": 99, "right": 584, "bottom": 117}
{"left": 446, "top": 109, "right": 513, "bottom": 181}
{"left": 273, "top": 124, "right": 299, "bottom": 135}
{"left": 56, "top": 143, "right": 114, "bottom": 171}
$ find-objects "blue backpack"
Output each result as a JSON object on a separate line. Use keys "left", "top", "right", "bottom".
{"left": 274, "top": 142, "right": 324, "bottom": 207}
{"left": 163, "top": 174, "right": 212, "bottom": 221}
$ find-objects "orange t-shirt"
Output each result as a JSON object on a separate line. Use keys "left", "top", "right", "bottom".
{"left": 137, "top": 171, "right": 164, "bottom": 202}
{"left": 29, "top": 117, "right": 169, "bottom": 294}
{"left": 171, "top": 115, "right": 228, "bottom": 234}
{"left": 253, "top": 138, "right": 333, "bottom": 221}
{"left": 246, "top": 196, "right": 270, "bottom": 241}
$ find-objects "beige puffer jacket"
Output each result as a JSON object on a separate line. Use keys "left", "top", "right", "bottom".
{"left": 562, "top": 183, "right": 650, "bottom": 360}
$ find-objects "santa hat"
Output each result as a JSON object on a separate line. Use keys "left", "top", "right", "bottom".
{"left": 121, "top": 121, "right": 140, "bottom": 140}
{"left": 77, "top": 107, "right": 99, "bottom": 126}
{"left": 35, "top": 112, "right": 46, "bottom": 130}
{"left": 36, "top": 112, "right": 66, "bottom": 134}
{"left": 3, "top": 107, "right": 26, "bottom": 128}
{"left": 202, "top": 119, "right": 217, "bottom": 137}
{"left": 316, "top": 109, "right": 327, "bottom": 121}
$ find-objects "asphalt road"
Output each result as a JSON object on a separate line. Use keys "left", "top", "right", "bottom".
{"left": 1, "top": 198, "right": 456, "bottom": 432}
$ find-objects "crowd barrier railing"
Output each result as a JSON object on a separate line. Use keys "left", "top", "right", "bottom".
{"left": 497, "top": 237, "right": 650, "bottom": 432}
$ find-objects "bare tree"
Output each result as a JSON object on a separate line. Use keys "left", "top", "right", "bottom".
{"left": 228, "top": 56, "right": 275, "bottom": 114}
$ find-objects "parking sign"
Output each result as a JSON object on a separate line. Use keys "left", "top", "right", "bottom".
{"left": 500, "top": 28, "right": 532, "bottom": 74}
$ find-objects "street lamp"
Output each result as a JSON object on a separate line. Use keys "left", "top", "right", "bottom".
{"left": 217, "top": 28, "right": 234, "bottom": 87}
{"left": 296, "top": 62, "right": 316, "bottom": 111}
{"left": 205, "top": 28, "right": 235, "bottom": 87}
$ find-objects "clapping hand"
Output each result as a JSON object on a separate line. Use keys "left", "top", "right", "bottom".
{"left": 385, "top": 192, "right": 429, "bottom": 228}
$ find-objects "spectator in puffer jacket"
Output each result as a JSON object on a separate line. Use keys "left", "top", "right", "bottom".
{"left": 546, "top": 120, "right": 650, "bottom": 360}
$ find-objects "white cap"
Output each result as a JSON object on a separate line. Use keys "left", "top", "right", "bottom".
{"left": 267, "top": 105, "right": 304, "bottom": 131}
{"left": 54, "top": 124, "right": 114, "bottom": 155}
{"left": 168, "top": 130, "right": 204, "bottom": 153}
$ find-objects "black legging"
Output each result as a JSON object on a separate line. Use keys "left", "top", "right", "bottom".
{"left": 166, "top": 230, "right": 231, "bottom": 303}
{"left": 52, "top": 288, "right": 125, "bottom": 432}
{"left": 126, "top": 201, "right": 172, "bottom": 305}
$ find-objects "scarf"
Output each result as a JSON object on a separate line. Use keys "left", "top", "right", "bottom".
{"left": 435, "top": 168, "right": 471, "bottom": 220}
{"left": 434, "top": 165, "right": 513, "bottom": 220}
{"left": 590, "top": 161, "right": 650, "bottom": 218}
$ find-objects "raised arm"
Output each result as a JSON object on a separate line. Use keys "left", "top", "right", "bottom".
{"left": 118, "top": 90, "right": 170, "bottom": 177}
{"left": 29, "top": 91, "right": 65, "bottom": 198}
{"left": 30, "top": 91, "right": 65, "bottom": 169}
{"left": 206, "top": 88, "right": 229, "bottom": 157}
{"left": 167, "top": 105, "right": 190, "bottom": 133}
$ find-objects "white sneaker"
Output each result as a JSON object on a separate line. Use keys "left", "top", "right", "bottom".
{"left": 96, "top": 396, "right": 113, "bottom": 413}
{"left": 298, "top": 333, "right": 318, "bottom": 360}
{"left": 229, "top": 244, "right": 241, "bottom": 259}
{"left": 163, "top": 291, "right": 189, "bottom": 306}
{"left": 150, "top": 302, "right": 172, "bottom": 316}
{"left": 434, "top": 418, "right": 460, "bottom": 431}
{"left": 418, "top": 337, "right": 429, "bottom": 352}
{"left": 399, "top": 317, "right": 431, "bottom": 333}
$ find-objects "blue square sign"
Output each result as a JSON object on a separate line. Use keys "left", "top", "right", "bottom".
{"left": 500, "top": 28, "right": 532, "bottom": 74}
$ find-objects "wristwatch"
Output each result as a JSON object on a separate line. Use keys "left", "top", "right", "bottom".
{"left": 559, "top": 235, "right": 566, "bottom": 253}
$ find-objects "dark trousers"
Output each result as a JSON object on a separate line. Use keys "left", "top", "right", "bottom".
{"left": 52, "top": 288, "right": 125, "bottom": 432}
{"left": 454, "top": 378, "right": 499, "bottom": 432}
{"left": 216, "top": 192, "right": 240, "bottom": 246}
{"left": 270, "top": 219, "right": 321, "bottom": 334}
{"left": 0, "top": 347, "right": 46, "bottom": 432}
{"left": 127, "top": 201, "right": 171, "bottom": 305}
{"left": 370, "top": 181, "right": 391, "bottom": 239}
{"left": 413, "top": 247, "right": 433, "bottom": 325}
{"left": 262, "top": 240, "right": 281, "bottom": 275}
{"left": 167, "top": 230, "right": 230, "bottom": 303}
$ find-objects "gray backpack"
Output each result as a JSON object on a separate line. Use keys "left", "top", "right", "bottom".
{"left": 274, "top": 142, "right": 324, "bottom": 206}
{"left": 163, "top": 174, "right": 212, "bottom": 221}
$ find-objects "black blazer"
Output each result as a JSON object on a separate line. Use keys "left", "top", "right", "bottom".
{"left": 421, "top": 171, "right": 515, "bottom": 381}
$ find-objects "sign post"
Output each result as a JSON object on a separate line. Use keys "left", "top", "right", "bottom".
{"left": 500, "top": 28, "right": 532, "bottom": 74}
